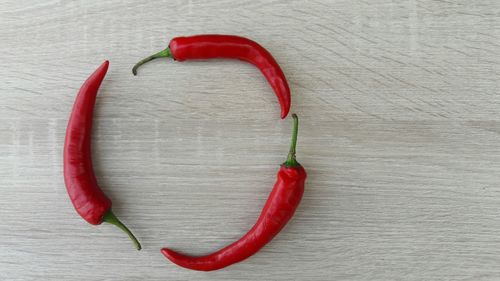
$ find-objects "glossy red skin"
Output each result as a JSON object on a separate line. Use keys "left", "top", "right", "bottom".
{"left": 64, "top": 61, "right": 111, "bottom": 225}
{"left": 162, "top": 165, "right": 307, "bottom": 271}
{"left": 169, "top": 35, "right": 291, "bottom": 119}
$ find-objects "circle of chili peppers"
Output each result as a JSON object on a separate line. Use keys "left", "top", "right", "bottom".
{"left": 63, "top": 35, "right": 307, "bottom": 271}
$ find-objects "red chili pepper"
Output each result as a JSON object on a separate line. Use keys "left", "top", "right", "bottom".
{"left": 64, "top": 61, "right": 141, "bottom": 250}
{"left": 161, "top": 114, "right": 306, "bottom": 271}
{"left": 132, "top": 34, "right": 291, "bottom": 119}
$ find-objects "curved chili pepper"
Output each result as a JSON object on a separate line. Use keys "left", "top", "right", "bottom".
{"left": 64, "top": 61, "right": 141, "bottom": 250}
{"left": 161, "top": 114, "right": 306, "bottom": 271}
{"left": 132, "top": 34, "right": 291, "bottom": 119}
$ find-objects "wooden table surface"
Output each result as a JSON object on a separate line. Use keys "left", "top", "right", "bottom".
{"left": 2, "top": 1, "right": 500, "bottom": 280}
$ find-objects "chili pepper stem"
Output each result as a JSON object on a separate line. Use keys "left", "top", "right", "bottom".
{"left": 102, "top": 210, "right": 142, "bottom": 250}
{"left": 132, "top": 48, "right": 172, "bottom": 75}
{"left": 283, "top": 114, "right": 299, "bottom": 167}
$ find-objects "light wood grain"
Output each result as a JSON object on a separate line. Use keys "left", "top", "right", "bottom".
{"left": 1, "top": 0, "right": 500, "bottom": 280}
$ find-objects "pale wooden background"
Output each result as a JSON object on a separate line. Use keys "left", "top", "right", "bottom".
{"left": 1, "top": 0, "right": 500, "bottom": 280}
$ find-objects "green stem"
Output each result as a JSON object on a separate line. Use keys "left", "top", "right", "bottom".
{"left": 132, "top": 48, "right": 172, "bottom": 75}
{"left": 283, "top": 113, "right": 300, "bottom": 167}
{"left": 102, "top": 210, "right": 141, "bottom": 250}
